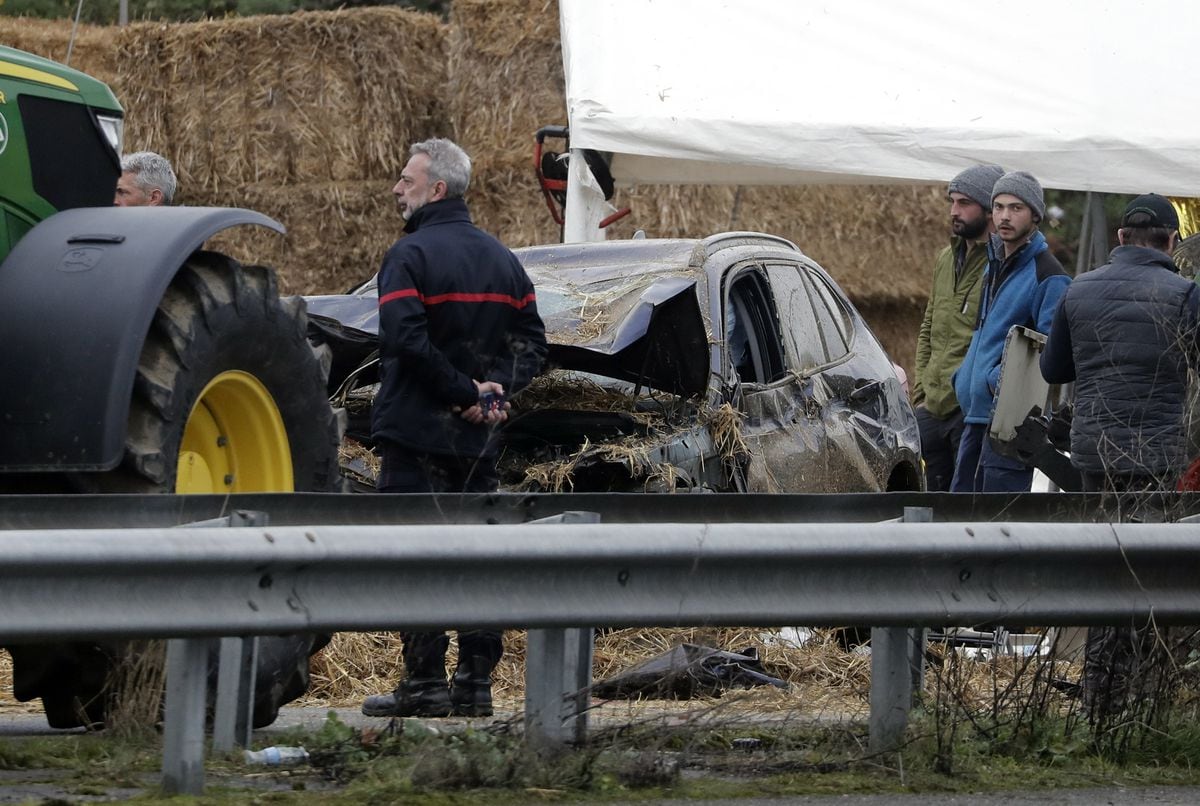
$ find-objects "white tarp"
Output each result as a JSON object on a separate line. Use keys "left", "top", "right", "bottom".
{"left": 560, "top": 0, "right": 1200, "bottom": 195}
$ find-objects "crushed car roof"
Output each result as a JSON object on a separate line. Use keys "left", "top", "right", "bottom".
{"left": 305, "top": 238, "right": 717, "bottom": 397}
{"left": 515, "top": 239, "right": 712, "bottom": 395}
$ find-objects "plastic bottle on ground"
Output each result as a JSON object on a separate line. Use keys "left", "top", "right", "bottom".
{"left": 243, "top": 745, "right": 310, "bottom": 766}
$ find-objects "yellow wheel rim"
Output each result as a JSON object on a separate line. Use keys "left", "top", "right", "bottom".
{"left": 175, "top": 370, "right": 293, "bottom": 493}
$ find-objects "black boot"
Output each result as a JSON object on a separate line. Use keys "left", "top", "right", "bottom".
{"left": 362, "top": 676, "right": 452, "bottom": 717}
{"left": 361, "top": 631, "right": 451, "bottom": 718}
{"left": 450, "top": 656, "right": 495, "bottom": 717}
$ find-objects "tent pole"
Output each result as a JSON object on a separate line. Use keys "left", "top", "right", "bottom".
{"left": 1075, "top": 191, "right": 1108, "bottom": 274}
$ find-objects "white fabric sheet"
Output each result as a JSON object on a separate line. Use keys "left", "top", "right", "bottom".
{"left": 560, "top": 0, "right": 1199, "bottom": 194}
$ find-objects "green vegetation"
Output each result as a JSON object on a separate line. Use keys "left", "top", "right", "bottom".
{"left": 0, "top": 0, "right": 449, "bottom": 24}
{"left": 4, "top": 639, "right": 1200, "bottom": 802}
{"left": 1043, "top": 189, "right": 1136, "bottom": 270}
{"left": 6, "top": 705, "right": 1200, "bottom": 803}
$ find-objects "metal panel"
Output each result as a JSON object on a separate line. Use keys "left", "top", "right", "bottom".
{"left": 2, "top": 522, "right": 1200, "bottom": 641}
{"left": 0, "top": 490, "right": 1195, "bottom": 530}
{"left": 162, "top": 638, "right": 212, "bottom": 795}
{"left": 0, "top": 206, "right": 283, "bottom": 470}
{"left": 869, "top": 506, "right": 931, "bottom": 752}
{"left": 524, "top": 510, "right": 599, "bottom": 746}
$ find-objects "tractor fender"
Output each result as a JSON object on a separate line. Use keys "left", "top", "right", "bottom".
{"left": 0, "top": 206, "right": 285, "bottom": 472}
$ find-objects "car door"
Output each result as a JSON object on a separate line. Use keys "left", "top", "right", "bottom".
{"left": 794, "top": 263, "right": 888, "bottom": 490}
{"left": 723, "top": 263, "right": 828, "bottom": 492}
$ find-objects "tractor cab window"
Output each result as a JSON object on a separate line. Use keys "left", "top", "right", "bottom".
{"left": 724, "top": 268, "right": 786, "bottom": 385}
{"left": 17, "top": 95, "right": 120, "bottom": 211}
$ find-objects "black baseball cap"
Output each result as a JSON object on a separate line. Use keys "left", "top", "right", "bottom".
{"left": 1121, "top": 193, "right": 1179, "bottom": 229}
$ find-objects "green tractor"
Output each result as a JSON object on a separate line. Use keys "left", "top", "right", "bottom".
{"left": 0, "top": 46, "right": 343, "bottom": 727}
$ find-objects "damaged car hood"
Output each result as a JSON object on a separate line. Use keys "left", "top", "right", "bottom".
{"left": 305, "top": 239, "right": 712, "bottom": 397}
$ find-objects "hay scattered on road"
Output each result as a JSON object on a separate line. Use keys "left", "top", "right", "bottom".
{"left": 305, "top": 628, "right": 879, "bottom": 718}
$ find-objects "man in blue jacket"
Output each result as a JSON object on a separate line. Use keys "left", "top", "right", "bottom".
{"left": 362, "top": 137, "right": 548, "bottom": 720}
{"left": 950, "top": 171, "right": 1070, "bottom": 492}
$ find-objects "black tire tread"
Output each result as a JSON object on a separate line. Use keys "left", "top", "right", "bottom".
{"left": 20, "top": 250, "right": 344, "bottom": 729}
{"left": 96, "top": 250, "right": 342, "bottom": 493}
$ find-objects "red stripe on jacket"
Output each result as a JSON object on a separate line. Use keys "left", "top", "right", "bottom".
{"left": 379, "top": 289, "right": 536, "bottom": 309}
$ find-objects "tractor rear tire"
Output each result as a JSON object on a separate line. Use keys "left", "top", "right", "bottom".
{"left": 88, "top": 249, "right": 343, "bottom": 493}
{"left": 13, "top": 251, "right": 343, "bottom": 730}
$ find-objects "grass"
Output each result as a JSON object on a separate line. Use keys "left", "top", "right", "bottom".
{"left": 5, "top": 628, "right": 1200, "bottom": 802}
{"left": 6, "top": 706, "right": 1200, "bottom": 804}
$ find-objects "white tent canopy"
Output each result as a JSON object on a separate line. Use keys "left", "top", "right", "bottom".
{"left": 560, "top": 0, "right": 1199, "bottom": 195}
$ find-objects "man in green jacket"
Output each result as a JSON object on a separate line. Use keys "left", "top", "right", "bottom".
{"left": 913, "top": 164, "right": 1004, "bottom": 489}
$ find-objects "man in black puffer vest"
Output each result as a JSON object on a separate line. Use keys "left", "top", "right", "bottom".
{"left": 363, "top": 138, "right": 548, "bottom": 720}
{"left": 1041, "top": 193, "right": 1200, "bottom": 490}
{"left": 1041, "top": 193, "right": 1200, "bottom": 717}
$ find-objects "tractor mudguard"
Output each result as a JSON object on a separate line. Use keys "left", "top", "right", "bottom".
{"left": 0, "top": 207, "right": 285, "bottom": 472}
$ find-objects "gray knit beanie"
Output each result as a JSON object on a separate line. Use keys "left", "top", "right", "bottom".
{"left": 947, "top": 164, "right": 1004, "bottom": 210}
{"left": 991, "top": 171, "right": 1045, "bottom": 221}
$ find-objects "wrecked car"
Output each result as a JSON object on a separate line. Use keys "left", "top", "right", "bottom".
{"left": 305, "top": 232, "right": 923, "bottom": 493}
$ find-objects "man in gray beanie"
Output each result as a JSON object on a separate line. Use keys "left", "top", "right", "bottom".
{"left": 951, "top": 170, "right": 1070, "bottom": 492}
{"left": 913, "top": 164, "right": 1003, "bottom": 490}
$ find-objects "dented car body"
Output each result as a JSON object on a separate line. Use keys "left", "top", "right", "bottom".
{"left": 305, "top": 232, "right": 923, "bottom": 493}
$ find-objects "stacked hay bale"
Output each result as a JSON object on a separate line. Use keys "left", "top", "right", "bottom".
{"left": 446, "top": 0, "right": 567, "bottom": 248}
{"left": 114, "top": 8, "right": 450, "bottom": 293}
{"left": 0, "top": 16, "right": 119, "bottom": 90}
{"left": 0, "top": 17, "right": 117, "bottom": 83}
{"left": 116, "top": 9, "right": 447, "bottom": 193}
{"left": 4, "top": 3, "right": 942, "bottom": 372}
{"left": 6, "top": 10, "right": 449, "bottom": 295}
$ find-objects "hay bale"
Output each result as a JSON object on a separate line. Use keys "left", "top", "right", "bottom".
{"left": 0, "top": 17, "right": 117, "bottom": 86}
{"left": 461, "top": 166, "right": 563, "bottom": 248}
{"left": 115, "top": 9, "right": 449, "bottom": 194}
{"left": 852, "top": 297, "right": 926, "bottom": 381}
{"left": 601, "top": 183, "right": 944, "bottom": 304}
{"left": 195, "top": 180, "right": 397, "bottom": 295}
{"left": 3, "top": 6, "right": 940, "bottom": 380}
{"left": 448, "top": 0, "right": 566, "bottom": 177}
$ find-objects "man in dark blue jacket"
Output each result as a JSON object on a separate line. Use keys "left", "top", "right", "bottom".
{"left": 1040, "top": 193, "right": 1199, "bottom": 716}
{"left": 951, "top": 171, "right": 1070, "bottom": 492}
{"left": 1041, "top": 193, "right": 1199, "bottom": 491}
{"left": 363, "top": 138, "right": 548, "bottom": 720}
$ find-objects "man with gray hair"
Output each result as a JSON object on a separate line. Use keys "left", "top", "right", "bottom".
{"left": 114, "top": 150, "right": 177, "bottom": 207}
{"left": 363, "top": 137, "right": 547, "bottom": 719}
{"left": 913, "top": 164, "right": 1003, "bottom": 490}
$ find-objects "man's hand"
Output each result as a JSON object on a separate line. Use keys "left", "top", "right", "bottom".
{"left": 459, "top": 380, "right": 510, "bottom": 425}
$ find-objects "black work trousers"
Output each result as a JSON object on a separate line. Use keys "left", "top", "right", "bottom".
{"left": 916, "top": 406, "right": 964, "bottom": 492}
{"left": 377, "top": 443, "right": 499, "bottom": 494}
{"left": 1079, "top": 470, "right": 1174, "bottom": 717}
{"left": 377, "top": 443, "right": 503, "bottom": 681}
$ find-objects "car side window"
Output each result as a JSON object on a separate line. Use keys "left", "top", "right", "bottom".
{"left": 724, "top": 269, "right": 786, "bottom": 384}
{"left": 764, "top": 263, "right": 827, "bottom": 372}
{"left": 802, "top": 267, "right": 852, "bottom": 361}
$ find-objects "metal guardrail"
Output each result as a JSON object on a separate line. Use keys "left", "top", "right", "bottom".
{"left": 1, "top": 490, "right": 1196, "bottom": 529}
{"left": 3, "top": 501, "right": 1200, "bottom": 792}
{"left": 2, "top": 520, "right": 1198, "bottom": 639}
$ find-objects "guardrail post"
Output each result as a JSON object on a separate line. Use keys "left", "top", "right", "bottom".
{"left": 524, "top": 511, "right": 599, "bottom": 747}
{"left": 210, "top": 511, "right": 268, "bottom": 753}
{"left": 904, "top": 507, "right": 932, "bottom": 695}
{"left": 160, "top": 510, "right": 267, "bottom": 790}
{"left": 211, "top": 636, "right": 258, "bottom": 752}
{"left": 161, "top": 638, "right": 213, "bottom": 795}
{"left": 869, "top": 506, "right": 932, "bottom": 753}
